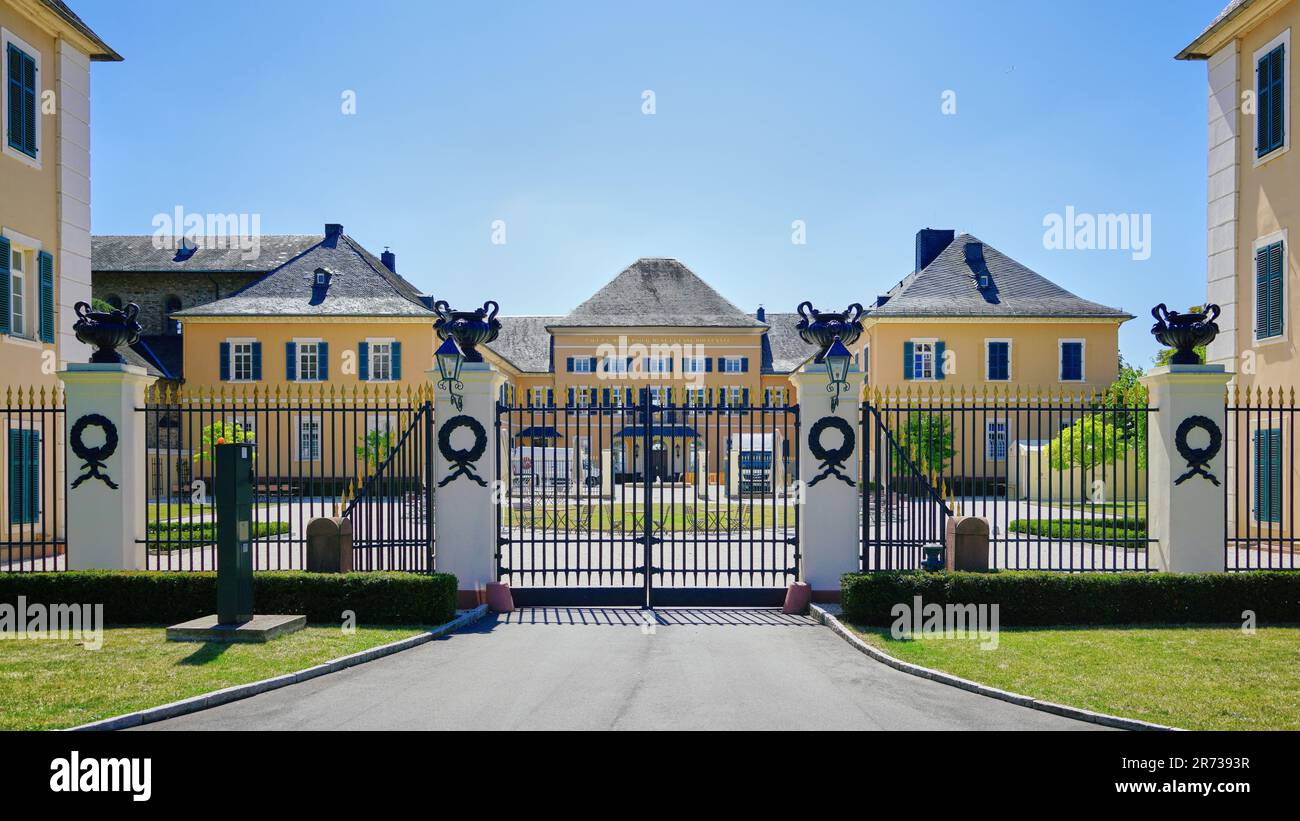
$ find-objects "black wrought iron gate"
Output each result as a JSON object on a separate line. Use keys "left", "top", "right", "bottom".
{"left": 496, "top": 390, "right": 800, "bottom": 607}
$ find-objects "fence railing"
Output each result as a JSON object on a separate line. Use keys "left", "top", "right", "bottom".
{"left": 0, "top": 387, "right": 65, "bottom": 572}
{"left": 140, "top": 383, "right": 435, "bottom": 571}
{"left": 1226, "top": 387, "right": 1297, "bottom": 570}
{"left": 861, "top": 385, "right": 1154, "bottom": 571}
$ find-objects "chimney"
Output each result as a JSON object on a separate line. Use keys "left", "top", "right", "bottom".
{"left": 915, "top": 228, "right": 956, "bottom": 272}
{"left": 756, "top": 305, "right": 766, "bottom": 322}
{"left": 325, "top": 223, "right": 344, "bottom": 240}
{"left": 381, "top": 248, "right": 397, "bottom": 273}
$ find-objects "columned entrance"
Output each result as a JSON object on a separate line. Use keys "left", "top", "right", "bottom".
{"left": 496, "top": 389, "right": 799, "bottom": 606}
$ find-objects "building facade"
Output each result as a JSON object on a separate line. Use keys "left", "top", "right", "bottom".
{"left": 1, "top": 0, "right": 116, "bottom": 545}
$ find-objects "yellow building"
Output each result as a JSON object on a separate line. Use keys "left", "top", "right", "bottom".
{"left": 1, "top": 0, "right": 117, "bottom": 554}
{"left": 1180, "top": 0, "right": 1299, "bottom": 549}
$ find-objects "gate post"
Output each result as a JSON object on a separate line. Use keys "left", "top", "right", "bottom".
{"left": 58, "top": 363, "right": 156, "bottom": 570}
{"left": 429, "top": 360, "right": 507, "bottom": 607}
{"left": 1140, "top": 364, "right": 1232, "bottom": 573}
{"left": 790, "top": 364, "right": 865, "bottom": 601}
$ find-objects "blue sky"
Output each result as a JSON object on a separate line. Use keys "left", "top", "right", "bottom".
{"left": 78, "top": 0, "right": 1226, "bottom": 366}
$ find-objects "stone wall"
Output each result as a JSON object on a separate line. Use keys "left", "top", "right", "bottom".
{"left": 91, "top": 271, "right": 260, "bottom": 335}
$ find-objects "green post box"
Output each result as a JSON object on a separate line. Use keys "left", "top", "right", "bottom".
{"left": 215, "top": 443, "right": 254, "bottom": 624}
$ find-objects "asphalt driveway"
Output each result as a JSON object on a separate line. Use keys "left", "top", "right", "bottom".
{"left": 139, "top": 608, "right": 1102, "bottom": 731}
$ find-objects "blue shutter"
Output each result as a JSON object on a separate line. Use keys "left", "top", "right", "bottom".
{"left": 602, "top": 388, "right": 611, "bottom": 406}
{"left": 37, "top": 251, "right": 53, "bottom": 343}
{"left": 988, "top": 342, "right": 1009, "bottom": 381}
{"left": 285, "top": 341, "right": 297, "bottom": 381}
{"left": 705, "top": 357, "right": 712, "bottom": 372}
{"left": 5, "top": 45, "right": 20, "bottom": 155}
{"left": 566, "top": 357, "right": 574, "bottom": 372}
{"left": 219, "top": 342, "right": 231, "bottom": 381}
{"left": 902, "top": 341, "right": 914, "bottom": 380}
{"left": 251, "top": 342, "right": 262, "bottom": 380}
{"left": 546, "top": 389, "right": 554, "bottom": 407}
{"left": 392, "top": 342, "right": 402, "bottom": 380}
{"left": 741, "top": 357, "right": 749, "bottom": 373}
{"left": 319, "top": 342, "right": 329, "bottom": 380}
{"left": 0, "top": 235, "right": 10, "bottom": 335}
{"left": 1258, "top": 45, "right": 1286, "bottom": 157}
{"left": 358, "top": 342, "right": 369, "bottom": 381}
{"left": 934, "top": 341, "right": 946, "bottom": 381}
{"left": 589, "top": 356, "right": 598, "bottom": 371}
{"left": 1257, "top": 241, "right": 1285, "bottom": 340}
{"left": 9, "top": 429, "right": 39, "bottom": 525}
{"left": 567, "top": 387, "right": 574, "bottom": 406}
{"left": 1255, "top": 429, "right": 1284, "bottom": 523}
{"left": 742, "top": 388, "right": 749, "bottom": 407}
{"left": 7, "top": 45, "right": 37, "bottom": 158}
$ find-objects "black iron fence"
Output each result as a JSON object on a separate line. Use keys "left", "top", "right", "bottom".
{"left": 140, "top": 383, "right": 434, "bottom": 571}
{"left": 861, "top": 385, "right": 1154, "bottom": 571}
{"left": 1226, "top": 387, "right": 1297, "bottom": 570}
{"left": 495, "top": 393, "right": 800, "bottom": 606}
{"left": 0, "top": 387, "right": 65, "bottom": 572}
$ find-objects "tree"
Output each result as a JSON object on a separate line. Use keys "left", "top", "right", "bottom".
{"left": 1048, "top": 416, "right": 1127, "bottom": 469}
{"left": 192, "top": 420, "right": 254, "bottom": 463}
{"left": 357, "top": 429, "right": 396, "bottom": 470}
{"left": 896, "top": 412, "right": 955, "bottom": 477}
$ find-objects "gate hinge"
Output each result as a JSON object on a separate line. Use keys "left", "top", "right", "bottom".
{"left": 785, "top": 535, "right": 799, "bottom": 546}
{"left": 640, "top": 535, "right": 663, "bottom": 546}
{"left": 497, "top": 535, "right": 512, "bottom": 547}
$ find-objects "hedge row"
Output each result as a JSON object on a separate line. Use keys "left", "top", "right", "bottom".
{"left": 0, "top": 571, "right": 458, "bottom": 626}
{"left": 841, "top": 571, "right": 1300, "bottom": 626}
{"left": 1006, "top": 518, "right": 1146, "bottom": 548}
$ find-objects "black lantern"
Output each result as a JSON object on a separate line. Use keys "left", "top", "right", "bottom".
{"left": 823, "top": 336, "right": 853, "bottom": 411}
{"left": 435, "top": 335, "right": 466, "bottom": 411}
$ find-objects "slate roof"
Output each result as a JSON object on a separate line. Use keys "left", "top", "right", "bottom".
{"left": 760, "top": 312, "right": 817, "bottom": 373}
{"left": 132, "top": 335, "right": 184, "bottom": 380}
{"left": 93, "top": 235, "right": 321, "bottom": 274}
{"left": 40, "top": 1, "right": 122, "bottom": 61}
{"left": 1177, "top": 0, "right": 1253, "bottom": 59}
{"left": 551, "top": 258, "right": 766, "bottom": 328}
{"left": 487, "top": 316, "right": 562, "bottom": 372}
{"left": 868, "top": 234, "right": 1132, "bottom": 320}
{"left": 172, "top": 232, "right": 434, "bottom": 318}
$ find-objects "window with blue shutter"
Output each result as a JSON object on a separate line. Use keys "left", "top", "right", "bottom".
{"left": 1257, "top": 43, "right": 1286, "bottom": 158}
{"left": 1060, "top": 341, "right": 1084, "bottom": 381}
{"left": 251, "top": 342, "right": 262, "bottom": 381}
{"left": 358, "top": 341, "right": 369, "bottom": 381}
{"left": 0, "top": 235, "right": 10, "bottom": 335}
{"left": 8, "top": 428, "right": 40, "bottom": 525}
{"left": 987, "top": 341, "right": 1010, "bottom": 381}
{"left": 219, "top": 342, "right": 231, "bottom": 381}
{"left": 1256, "top": 241, "right": 1285, "bottom": 340}
{"left": 319, "top": 342, "right": 329, "bottom": 380}
{"left": 902, "top": 341, "right": 914, "bottom": 380}
{"left": 1255, "top": 428, "right": 1283, "bottom": 523}
{"left": 37, "top": 251, "right": 53, "bottom": 343}
{"left": 6, "top": 43, "right": 38, "bottom": 158}
{"left": 391, "top": 341, "right": 402, "bottom": 380}
{"left": 934, "top": 341, "right": 946, "bottom": 381}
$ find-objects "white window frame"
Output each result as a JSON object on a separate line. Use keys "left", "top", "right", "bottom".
{"left": 1058, "top": 339, "right": 1086, "bottom": 382}
{"left": 367, "top": 337, "right": 394, "bottom": 382}
{"left": 646, "top": 357, "right": 671, "bottom": 375}
{"left": 1, "top": 28, "right": 42, "bottom": 170}
{"left": 575, "top": 386, "right": 595, "bottom": 408}
{"left": 3, "top": 228, "right": 39, "bottom": 341}
{"left": 228, "top": 415, "right": 257, "bottom": 440}
{"left": 723, "top": 385, "right": 744, "bottom": 407}
{"left": 296, "top": 415, "right": 322, "bottom": 462}
{"left": 685, "top": 387, "right": 707, "bottom": 407}
{"left": 295, "top": 338, "right": 323, "bottom": 382}
{"left": 911, "top": 339, "right": 937, "bottom": 381}
{"left": 1253, "top": 28, "right": 1292, "bottom": 167}
{"left": 683, "top": 355, "right": 707, "bottom": 374}
{"left": 720, "top": 356, "right": 744, "bottom": 374}
{"left": 1253, "top": 230, "right": 1289, "bottom": 345}
{"left": 605, "top": 356, "right": 629, "bottom": 374}
{"left": 985, "top": 418, "right": 1009, "bottom": 461}
{"left": 529, "top": 386, "right": 548, "bottom": 407}
{"left": 228, "top": 337, "right": 257, "bottom": 383}
{"left": 984, "top": 338, "right": 1013, "bottom": 382}
{"left": 572, "top": 357, "right": 594, "bottom": 374}
{"left": 648, "top": 385, "right": 671, "bottom": 406}
{"left": 765, "top": 386, "right": 786, "bottom": 407}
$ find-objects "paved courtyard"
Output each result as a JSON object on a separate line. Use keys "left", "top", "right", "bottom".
{"left": 139, "top": 608, "right": 1103, "bottom": 731}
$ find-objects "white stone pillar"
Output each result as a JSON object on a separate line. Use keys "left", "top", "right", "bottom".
{"left": 791, "top": 365, "right": 865, "bottom": 600}
{"left": 58, "top": 363, "right": 156, "bottom": 570}
{"left": 1140, "top": 364, "right": 1233, "bottom": 573}
{"left": 430, "top": 362, "right": 507, "bottom": 607}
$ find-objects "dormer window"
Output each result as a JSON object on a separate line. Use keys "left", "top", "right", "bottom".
{"left": 313, "top": 268, "right": 332, "bottom": 288}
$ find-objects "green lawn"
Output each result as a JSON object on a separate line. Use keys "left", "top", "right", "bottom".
{"left": 848, "top": 624, "right": 1300, "bottom": 730}
{"left": 0, "top": 626, "right": 428, "bottom": 730}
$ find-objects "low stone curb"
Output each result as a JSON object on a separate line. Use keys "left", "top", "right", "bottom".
{"left": 811, "top": 604, "right": 1180, "bottom": 732}
{"left": 69, "top": 605, "right": 490, "bottom": 731}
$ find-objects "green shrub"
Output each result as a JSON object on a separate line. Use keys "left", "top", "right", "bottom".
{"left": 146, "top": 521, "right": 291, "bottom": 549}
{"left": 841, "top": 571, "right": 1300, "bottom": 626}
{"left": 1007, "top": 517, "right": 1146, "bottom": 547}
{"left": 0, "top": 571, "right": 458, "bottom": 626}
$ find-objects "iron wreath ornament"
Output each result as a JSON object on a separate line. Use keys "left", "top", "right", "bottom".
{"left": 70, "top": 413, "right": 120, "bottom": 490}
{"left": 808, "top": 416, "right": 855, "bottom": 487}
{"left": 438, "top": 415, "right": 488, "bottom": 487}
{"left": 1174, "top": 414, "right": 1222, "bottom": 487}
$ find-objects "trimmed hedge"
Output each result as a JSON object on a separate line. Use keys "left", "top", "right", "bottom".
{"left": 1006, "top": 518, "right": 1146, "bottom": 548}
{"left": 841, "top": 571, "right": 1300, "bottom": 626}
{"left": 146, "top": 521, "right": 291, "bottom": 549}
{"left": 0, "top": 571, "right": 458, "bottom": 626}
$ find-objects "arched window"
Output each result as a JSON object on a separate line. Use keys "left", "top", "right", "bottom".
{"left": 164, "top": 296, "right": 182, "bottom": 335}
